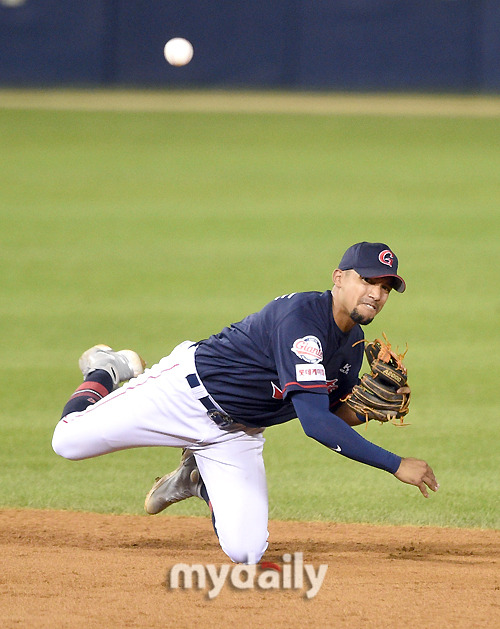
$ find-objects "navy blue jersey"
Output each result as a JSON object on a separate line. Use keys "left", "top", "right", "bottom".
{"left": 195, "top": 290, "right": 364, "bottom": 427}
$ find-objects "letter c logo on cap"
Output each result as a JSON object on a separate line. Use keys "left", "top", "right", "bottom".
{"left": 378, "top": 250, "right": 394, "bottom": 267}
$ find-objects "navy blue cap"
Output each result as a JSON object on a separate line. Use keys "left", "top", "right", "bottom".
{"left": 338, "top": 242, "right": 406, "bottom": 293}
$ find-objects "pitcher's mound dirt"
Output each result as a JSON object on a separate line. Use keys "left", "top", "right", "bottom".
{"left": 1, "top": 509, "right": 498, "bottom": 628}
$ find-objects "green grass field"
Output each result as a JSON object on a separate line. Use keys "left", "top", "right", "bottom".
{"left": 1, "top": 91, "right": 498, "bottom": 529}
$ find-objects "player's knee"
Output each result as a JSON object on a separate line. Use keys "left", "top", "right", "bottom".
{"left": 51, "top": 422, "right": 84, "bottom": 461}
{"left": 220, "top": 532, "right": 268, "bottom": 565}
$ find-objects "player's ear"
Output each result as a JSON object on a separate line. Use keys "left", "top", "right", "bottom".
{"left": 332, "top": 269, "right": 343, "bottom": 286}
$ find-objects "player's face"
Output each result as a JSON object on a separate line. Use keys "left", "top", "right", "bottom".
{"left": 332, "top": 270, "right": 392, "bottom": 330}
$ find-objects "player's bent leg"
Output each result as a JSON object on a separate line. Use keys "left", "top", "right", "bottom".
{"left": 52, "top": 377, "right": 196, "bottom": 460}
{"left": 193, "top": 431, "right": 269, "bottom": 564}
{"left": 54, "top": 344, "right": 149, "bottom": 459}
{"left": 52, "top": 344, "right": 211, "bottom": 460}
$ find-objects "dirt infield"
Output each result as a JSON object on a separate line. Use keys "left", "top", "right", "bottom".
{"left": 1, "top": 89, "right": 500, "bottom": 117}
{"left": 1, "top": 509, "right": 498, "bottom": 628}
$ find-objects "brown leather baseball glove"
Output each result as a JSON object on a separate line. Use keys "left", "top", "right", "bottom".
{"left": 345, "top": 334, "right": 411, "bottom": 425}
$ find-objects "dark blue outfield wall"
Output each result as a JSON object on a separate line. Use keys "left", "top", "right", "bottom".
{"left": 1, "top": 0, "right": 499, "bottom": 91}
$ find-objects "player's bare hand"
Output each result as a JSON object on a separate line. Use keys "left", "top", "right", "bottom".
{"left": 394, "top": 457, "right": 439, "bottom": 498}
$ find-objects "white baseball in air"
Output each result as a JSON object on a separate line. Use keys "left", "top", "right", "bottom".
{"left": 164, "top": 38, "right": 194, "bottom": 66}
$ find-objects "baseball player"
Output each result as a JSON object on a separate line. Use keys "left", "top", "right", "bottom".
{"left": 52, "top": 242, "right": 439, "bottom": 564}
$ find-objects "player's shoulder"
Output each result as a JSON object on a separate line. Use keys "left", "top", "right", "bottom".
{"left": 271, "top": 290, "right": 330, "bottom": 310}
{"left": 263, "top": 290, "right": 332, "bottom": 327}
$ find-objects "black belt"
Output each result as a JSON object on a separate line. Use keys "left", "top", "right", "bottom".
{"left": 186, "top": 373, "right": 234, "bottom": 428}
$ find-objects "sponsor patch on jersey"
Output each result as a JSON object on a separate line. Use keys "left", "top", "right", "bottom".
{"left": 295, "top": 364, "right": 326, "bottom": 382}
{"left": 291, "top": 335, "right": 323, "bottom": 364}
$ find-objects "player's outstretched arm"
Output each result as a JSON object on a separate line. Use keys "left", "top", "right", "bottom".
{"left": 291, "top": 390, "right": 401, "bottom": 473}
{"left": 393, "top": 457, "right": 439, "bottom": 498}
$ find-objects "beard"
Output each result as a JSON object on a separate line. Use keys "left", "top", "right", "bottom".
{"left": 349, "top": 307, "right": 374, "bottom": 326}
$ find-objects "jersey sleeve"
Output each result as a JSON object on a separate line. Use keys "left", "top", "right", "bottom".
{"left": 271, "top": 309, "right": 329, "bottom": 399}
{"left": 292, "top": 390, "right": 401, "bottom": 473}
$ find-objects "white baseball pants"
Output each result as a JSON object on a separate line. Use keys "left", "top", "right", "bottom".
{"left": 52, "top": 341, "right": 269, "bottom": 564}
